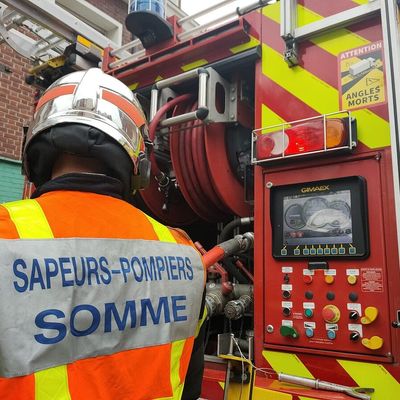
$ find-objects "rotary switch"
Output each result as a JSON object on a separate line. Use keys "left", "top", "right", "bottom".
{"left": 349, "top": 311, "right": 359, "bottom": 321}
{"left": 349, "top": 332, "right": 360, "bottom": 341}
{"left": 322, "top": 305, "right": 341, "bottom": 323}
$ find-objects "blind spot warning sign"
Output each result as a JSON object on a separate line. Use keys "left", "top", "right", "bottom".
{"left": 338, "top": 40, "right": 386, "bottom": 111}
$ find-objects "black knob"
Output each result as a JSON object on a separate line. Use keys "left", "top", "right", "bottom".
{"left": 349, "top": 311, "right": 359, "bottom": 320}
{"left": 349, "top": 332, "right": 360, "bottom": 341}
{"left": 392, "top": 321, "right": 400, "bottom": 328}
{"left": 283, "top": 274, "right": 290, "bottom": 283}
{"left": 282, "top": 290, "right": 291, "bottom": 299}
{"left": 283, "top": 307, "right": 291, "bottom": 316}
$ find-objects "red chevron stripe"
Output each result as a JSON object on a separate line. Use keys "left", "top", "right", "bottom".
{"left": 295, "top": 353, "right": 358, "bottom": 387}
{"left": 298, "top": 0, "right": 362, "bottom": 17}
{"left": 258, "top": 74, "right": 319, "bottom": 122}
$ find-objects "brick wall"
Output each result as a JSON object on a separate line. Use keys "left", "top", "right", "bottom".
{"left": 0, "top": 44, "right": 35, "bottom": 161}
{"left": 86, "top": 0, "right": 131, "bottom": 44}
{"left": 0, "top": 1, "right": 129, "bottom": 201}
{"left": 0, "top": 0, "right": 130, "bottom": 165}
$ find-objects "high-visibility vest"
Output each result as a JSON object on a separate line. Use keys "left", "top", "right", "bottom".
{"left": 0, "top": 190, "right": 205, "bottom": 400}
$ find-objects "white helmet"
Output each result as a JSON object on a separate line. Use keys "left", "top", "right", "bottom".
{"left": 23, "top": 68, "right": 150, "bottom": 194}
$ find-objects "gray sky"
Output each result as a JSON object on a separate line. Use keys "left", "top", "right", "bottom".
{"left": 181, "top": 0, "right": 260, "bottom": 24}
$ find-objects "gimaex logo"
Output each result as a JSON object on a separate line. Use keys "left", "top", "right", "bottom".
{"left": 301, "top": 185, "right": 330, "bottom": 193}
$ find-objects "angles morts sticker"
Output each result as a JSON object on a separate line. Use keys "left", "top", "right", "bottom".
{"left": 339, "top": 40, "right": 386, "bottom": 111}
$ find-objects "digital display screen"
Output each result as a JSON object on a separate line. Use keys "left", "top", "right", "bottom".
{"left": 283, "top": 190, "right": 352, "bottom": 246}
{"left": 271, "top": 176, "right": 369, "bottom": 258}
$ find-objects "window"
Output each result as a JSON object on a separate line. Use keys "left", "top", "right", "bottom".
{"left": 0, "top": 159, "right": 24, "bottom": 203}
{"left": 55, "top": 0, "right": 123, "bottom": 45}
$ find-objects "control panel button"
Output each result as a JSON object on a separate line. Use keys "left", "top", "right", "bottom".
{"left": 361, "top": 336, "right": 383, "bottom": 350}
{"left": 282, "top": 290, "right": 291, "bottom": 299}
{"left": 326, "top": 291, "right": 335, "bottom": 301}
{"left": 304, "top": 309, "right": 314, "bottom": 318}
{"left": 305, "top": 291, "right": 314, "bottom": 300}
{"left": 283, "top": 274, "right": 290, "bottom": 283}
{"left": 303, "top": 275, "right": 313, "bottom": 284}
{"left": 325, "top": 275, "right": 335, "bottom": 285}
{"left": 361, "top": 306, "right": 379, "bottom": 325}
{"left": 322, "top": 305, "right": 341, "bottom": 323}
{"left": 283, "top": 307, "right": 292, "bottom": 317}
{"left": 349, "top": 311, "right": 359, "bottom": 321}
{"left": 349, "top": 292, "right": 358, "bottom": 302}
{"left": 280, "top": 325, "right": 299, "bottom": 339}
{"left": 349, "top": 332, "right": 360, "bottom": 342}
{"left": 327, "top": 329, "right": 336, "bottom": 340}
{"left": 305, "top": 328, "right": 314, "bottom": 338}
{"left": 347, "top": 275, "right": 357, "bottom": 285}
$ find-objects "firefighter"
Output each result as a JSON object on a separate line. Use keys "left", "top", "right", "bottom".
{"left": 0, "top": 68, "right": 206, "bottom": 400}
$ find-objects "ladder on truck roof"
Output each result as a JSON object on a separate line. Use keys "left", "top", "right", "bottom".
{"left": 0, "top": 0, "right": 131, "bottom": 83}
{"left": 0, "top": 0, "right": 271, "bottom": 78}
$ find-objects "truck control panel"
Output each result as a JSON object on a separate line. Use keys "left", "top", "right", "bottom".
{"left": 262, "top": 155, "right": 392, "bottom": 361}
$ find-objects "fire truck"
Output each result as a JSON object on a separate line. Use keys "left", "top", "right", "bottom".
{"left": 2, "top": 0, "right": 400, "bottom": 398}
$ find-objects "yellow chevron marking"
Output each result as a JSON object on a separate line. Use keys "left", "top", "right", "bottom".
{"left": 263, "top": 3, "right": 369, "bottom": 56}
{"left": 262, "top": 351, "right": 314, "bottom": 378}
{"left": 181, "top": 59, "right": 208, "bottom": 72}
{"left": 253, "top": 385, "right": 293, "bottom": 399}
{"left": 219, "top": 381, "right": 293, "bottom": 399}
{"left": 352, "top": 0, "right": 370, "bottom": 5}
{"left": 261, "top": 104, "right": 286, "bottom": 131}
{"left": 297, "top": 4, "right": 321, "bottom": 27}
{"left": 261, "top": 44, "right": 390, "bottom": 148}
{"left": 262, "top": 3, "right": 280, "bottom": 22}
{"left": 311, "top": 29, "right": 369, "bottom": 57}
{"left": 299, "top": 397, "right": 322, "bottom": 400}
{"left": 230, "top": 35, "right": 260, "bottom": 54}
{"left": 262, "top": 44, "right": 337, "bottom": 114}
{"left": 155, "top": 75, "right": 164, "bottom": 82}
{"left": 128, "top": 83, "right": 139, "bottom": 90}
{"left": 338, "top": 360, "right": 400, "bottom": 400}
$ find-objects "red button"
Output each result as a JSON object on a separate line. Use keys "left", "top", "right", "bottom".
{"left": 322, "top": 307, "right": 336, "bottom": 322}
{"left": 322, "top": 305, "right": 340, "bottom": 323}
{"left": 303, "top": 275, "right": 313, "bottom": 284}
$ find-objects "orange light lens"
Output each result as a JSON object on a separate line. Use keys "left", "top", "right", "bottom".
{"left": 326, "top": 119, "right": 346, "bottom": 148}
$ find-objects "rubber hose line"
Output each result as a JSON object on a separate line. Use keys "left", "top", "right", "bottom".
{"left": 191, "top": 110, "right": 228, "bottom": 214}
{"left": 148, "top": 93, "right": 193, "bottom": 177}
{"left": 177, "top": 103, "right": 218, "bottom": 220}
{"left": 169, "top": 102, "right": 213, "bottom": 221}
{"left": 172, "top": 100, "right": 229, "bottom": 221}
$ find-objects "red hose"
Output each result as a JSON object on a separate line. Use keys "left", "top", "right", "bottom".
{"left": 147, "top": 94, "right": 241, "bottom": 223}
{"left": 148, "top": 93, "right": 193, "bottom": 177}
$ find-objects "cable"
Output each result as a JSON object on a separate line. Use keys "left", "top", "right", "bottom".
{"left": 231, "top": 336, "right": 276, "bottom": 378}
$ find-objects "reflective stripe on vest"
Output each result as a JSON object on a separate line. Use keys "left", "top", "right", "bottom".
{"left": 2, "top": 199, "right": 198, "bottom": 400}
{"left": 2, "top": 200, "right": 69, "bottom": 400}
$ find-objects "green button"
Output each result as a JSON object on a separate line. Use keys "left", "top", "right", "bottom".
{"left": 304, "top": 309, "right": 313, "bottom": 318}
{"left": 280, "top": 325, "right": 299, "bottom": 338}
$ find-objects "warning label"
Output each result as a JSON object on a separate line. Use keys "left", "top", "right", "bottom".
{"left": 338, "top": 41, "right": 386, "bottom": 111}
{"left": 361, "top": 267, "right": 383, "bottom": 293}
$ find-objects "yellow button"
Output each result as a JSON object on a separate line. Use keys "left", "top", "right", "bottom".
{"left": 347, "top": 275, "right": 357, "bottom": 285}
{"left": 361, "top": 336, "right": 383, "bottom": 350}
{"left": 325, "top": 275, "right": 335, "bottom": 284}
{"left": 361, "top": 306, "right": 379, "bottom": 325}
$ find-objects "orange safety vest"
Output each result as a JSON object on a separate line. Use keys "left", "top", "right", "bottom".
{"left": 0, "top": 190, "right": 206, "bottom": 400}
